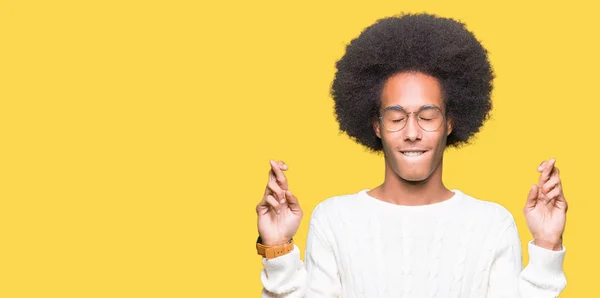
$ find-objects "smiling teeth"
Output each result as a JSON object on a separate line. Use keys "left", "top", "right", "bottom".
{"left": 403, "top": 151, "right": 424, "bottom": 156}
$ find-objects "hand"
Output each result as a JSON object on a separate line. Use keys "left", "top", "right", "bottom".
{"left": 256, "top": 160, "right": 303, "bottom": 246}
{"left": 523, "top": 158, "right": 568, "bottom": 251}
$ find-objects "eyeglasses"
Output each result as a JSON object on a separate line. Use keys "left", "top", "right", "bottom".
{"left": 378, "top": 105, "right": 446, "bottom": 132}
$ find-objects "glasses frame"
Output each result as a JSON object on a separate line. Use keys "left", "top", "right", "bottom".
{"left": 378, "top": 104, "right": 446, "bottom": 132}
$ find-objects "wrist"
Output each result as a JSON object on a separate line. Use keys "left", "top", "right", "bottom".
{"left": 534, "top": 238, "right": 563, "bottom": 251}
{"left": 257, "top": 236, "right": 292, "bottom": 246}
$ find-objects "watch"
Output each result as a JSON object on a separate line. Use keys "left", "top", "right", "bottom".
{"left": 256, "top": 236, "right": 294, "bottom": 259}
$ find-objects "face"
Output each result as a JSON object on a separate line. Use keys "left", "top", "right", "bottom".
{"left": 374, "top": 72, "right": 452, "bottom": 182}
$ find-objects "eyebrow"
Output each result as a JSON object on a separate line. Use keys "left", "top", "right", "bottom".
{"left": 382, "top": 104, "right": 440, "bottom": 112}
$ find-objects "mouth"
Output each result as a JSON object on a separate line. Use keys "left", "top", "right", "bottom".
{"left": 400, "top": 150, "right": 427, "bottom": 157}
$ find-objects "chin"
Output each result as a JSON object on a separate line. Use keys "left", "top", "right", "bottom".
{"left": 398, "top": 162, "right": 439, "bottom": 183}
{"left": 400, "top": 173, "right": 429, "bottom": 183}
{"left": 387, "top": 153, "right": 438, "bottom": 183}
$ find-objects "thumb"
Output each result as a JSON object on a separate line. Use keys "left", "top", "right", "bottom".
{"left": 525, "top": 184, "right": 538, "bottom": 210}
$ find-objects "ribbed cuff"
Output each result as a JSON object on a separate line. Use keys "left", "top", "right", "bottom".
{"left": 262, "top": 244, "right": 302, "bottom": 272}
{"left": 528, "top": 240, "right": 566, "bottom": 275}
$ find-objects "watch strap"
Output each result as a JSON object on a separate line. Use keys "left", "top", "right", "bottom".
{"left": 256, "top": 236, "right": 294, "bottom": 259}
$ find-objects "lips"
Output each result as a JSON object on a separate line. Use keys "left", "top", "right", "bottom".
{"left": 399, "top": 149, "right": 428, "bottom": 157}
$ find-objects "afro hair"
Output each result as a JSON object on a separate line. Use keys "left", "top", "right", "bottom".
{"left": 331, "top": 13, "right": 494, "bottom": 153}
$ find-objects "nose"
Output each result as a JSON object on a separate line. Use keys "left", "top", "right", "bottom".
{"left": 403, "top": 113, "right": 422, "bottom": 142}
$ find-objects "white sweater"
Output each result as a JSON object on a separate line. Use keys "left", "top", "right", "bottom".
{"left": 260, "top": 189, "right": 567, "bottom": 298}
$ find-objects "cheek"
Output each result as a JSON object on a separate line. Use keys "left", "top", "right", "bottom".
{"left": 428, "top": 132, "right": 447, "bottom": 159}
{"left": 437, "top": 135, "right": 447, "bottom": 149}
{"left": 382, "top": 139, "right": 396, "bottom": 158}
{"left": 380, "top": 131, "right": 395, "bottom": 148}
{"left": 381, "top": 135, "right": 401, "bottom": 162}
{"left": 436, "top": 136, "right": 448, "bottom": 160}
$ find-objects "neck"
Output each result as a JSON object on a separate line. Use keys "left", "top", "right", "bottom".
{"left": 370, "top": 159, "right": 453, "bottom": 206}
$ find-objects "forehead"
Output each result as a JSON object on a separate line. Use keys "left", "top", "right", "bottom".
{"left": 380, "top": 72, "right": 443, "bottom": 111}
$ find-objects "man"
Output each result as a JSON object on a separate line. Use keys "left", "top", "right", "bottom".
{"left": 255, "top": 13, "right": 568, "bottom": 297}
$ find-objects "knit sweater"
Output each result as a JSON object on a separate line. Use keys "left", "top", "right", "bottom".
{"left": 260, "top": 189, "right": 567, "bottom": 297}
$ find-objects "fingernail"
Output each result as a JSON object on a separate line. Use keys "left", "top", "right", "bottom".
{"left": 282, "top": 164, "right": 288, "bottom": 170}
{"left": 280, "top": 199, "right": 286, "bottom": 204}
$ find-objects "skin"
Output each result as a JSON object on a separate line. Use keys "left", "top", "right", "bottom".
{"left": 525, "top": 158, "right": 568, "bottom": 250}
{"left": 256, "top": 71, "right": 568, "bottom": 250}
{"left": 369, "top": 72, "right": 454, "bottom": 206}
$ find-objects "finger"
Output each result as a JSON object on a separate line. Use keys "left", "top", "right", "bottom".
{"left": 270, "top": 159, "right": 288, "bottom": 190}
{"left": 265, "top": 194, "right": 282, "bottom": 213}
{"left": 285, "top": 189, "right": 299, "bottom": 205}
{"left": 548, "top": 183, "right": 568, "bottom": 210}
{"left": 538, "top": 158, "right": 556, "bottom": 186}
{"left": 285, "top": 190, "right": 302, "bottom": 212}
{"left": 548, "top": 166, "right": 560, "bottom": 184}
{"left": 544, "top": 188, "right": 563, "bottom": 208}
{"left": 265, "top": 160, "right": 284, "bottom": 191}
{"left": 537, "top": 161, "right": 547, "bottom": 172}
{"left": 278, "top": 161, "right": 288, "bottom": 171}
{"left": 268, "top": 161, "right": 288, "bottom": 176}
{"left": 546, "top": 185, "right": 562, "bottom": 201}
{"left": 542, "top": 176, "right": 561, "bottom": 194}
{"left": 267, "top": 180, "right": 286, "bottom": 203}
{"left": 548, "top": 166, "right": 567, "bottom": 205}
{"left": 525, "top": 184, "right": 538, "bottom": 209}
{"left": 257, "top": 194, "right": 281, "bottom": 215}
{"left": 265, "top": 194, "right": 282, "bottom": 214}
{"left": 264, "top": 169, "right": 276, "bottom": 196}
{"left": 550, "top": 166, "right": 560, "bottom": 177}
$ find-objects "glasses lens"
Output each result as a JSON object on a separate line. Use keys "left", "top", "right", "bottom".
{"left": 382, "top": 109, "right": 408, "bottom": 131}
{"left": 417, "top": 107, "right": 443, "bottom": 131}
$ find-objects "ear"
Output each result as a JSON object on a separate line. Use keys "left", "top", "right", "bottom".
{"left": 374, "top": 118, "right": 381, "bottom": 139}
{"left": 446, "top": 118, "right": 453, "bottom": 136}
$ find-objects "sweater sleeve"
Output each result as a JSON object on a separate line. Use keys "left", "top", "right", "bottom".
{"left": 487, "top": 218, "right": 567, "bottom": 298}
{"left": 260, "top": 206, "right": 341, "bottom": 297}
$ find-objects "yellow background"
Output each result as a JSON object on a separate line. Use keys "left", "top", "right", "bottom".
{"left": 1, "top": 0, "right": 597, "bottom": 297}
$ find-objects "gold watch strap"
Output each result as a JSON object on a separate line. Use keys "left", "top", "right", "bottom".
{"left": 256, "top": 237, "right": 294, "bottom": 259}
